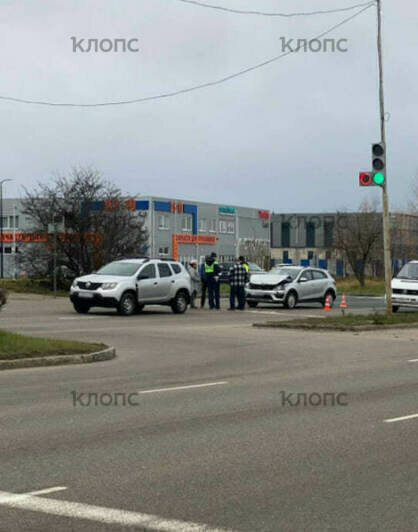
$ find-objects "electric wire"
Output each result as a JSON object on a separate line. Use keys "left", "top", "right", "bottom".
{"left": 0, "top": 3, "right": 374, "bottom": 108}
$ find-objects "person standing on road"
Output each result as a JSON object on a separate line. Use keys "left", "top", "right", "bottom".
{"left": 188, "top": 259, "right": 201, "bottom": 309}
{"left": 199, "top": 258, "right": 208, "bottom": 308}
{"left": 241, "top": 256, "right": 250, "bottom": 274}
{"left": 228, "top": 257, "right": 248, "bottom": 311}
{"left": 205, "top": 253, "right": 221, "bottom": 310}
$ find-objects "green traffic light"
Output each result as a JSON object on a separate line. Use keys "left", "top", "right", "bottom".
{"left": 373, "top": 172, "right": 385, "bottom": 185}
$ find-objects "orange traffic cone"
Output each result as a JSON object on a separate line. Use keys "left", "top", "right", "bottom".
{"left": 340, "top": 293, "right": 347, "bottom": 310}
{"left": 324, "top": 295, "right": 331, "bottom": 311}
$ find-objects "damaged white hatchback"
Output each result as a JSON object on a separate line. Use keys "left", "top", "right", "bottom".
{"left": 245, "top": 265, "right": 337, "bottom": 309}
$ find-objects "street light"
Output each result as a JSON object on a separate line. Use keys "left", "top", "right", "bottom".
{"left": 0, "top": 178, "right": 13, "bottom": 279}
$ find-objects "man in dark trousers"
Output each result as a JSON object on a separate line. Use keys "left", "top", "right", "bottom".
{"left": 228, "top": 256, "right": 248, "bottom": 310}
{"left": 199, "top": 258, "right": 208, "bottom": 308}
{"left": 205, "top": 253, "right": 221, "bottom": 310}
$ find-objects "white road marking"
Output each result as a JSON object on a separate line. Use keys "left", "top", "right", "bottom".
{"left": 0, "top": 489, "right": 233, "bottom": 531}
{"left": 0, "top": 486, "right": 67, "bottom": 504}
{"left": 58, "top": 317, "right": 100, "bottom": 320}
{"left": 408, "top": 359, "right": 418, "bottom": 362}
{"left": 384, "top": 413, "right": 418, "bottom": 423}
{"left": 140, "top": 381, "right": 228, "bottom": 394}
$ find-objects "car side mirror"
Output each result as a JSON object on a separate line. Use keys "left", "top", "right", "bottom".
{"left": 299, "top": 277, "right": 308, "bottom": 283}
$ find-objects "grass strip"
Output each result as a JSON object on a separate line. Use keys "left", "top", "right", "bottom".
{"left": 0, "top": 330, "right": 105, "bottom": 360}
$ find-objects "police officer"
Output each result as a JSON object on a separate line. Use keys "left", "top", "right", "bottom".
{"left": 205, "top": 252, "right": 221, "bottom": 310}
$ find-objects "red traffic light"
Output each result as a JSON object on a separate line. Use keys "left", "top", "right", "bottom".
{"left": 359, "top": 172, "right": 372, "bottom": 186}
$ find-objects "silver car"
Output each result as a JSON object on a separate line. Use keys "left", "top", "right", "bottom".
{"left": 245, "top": 265, "right": 337, "bottom": 309}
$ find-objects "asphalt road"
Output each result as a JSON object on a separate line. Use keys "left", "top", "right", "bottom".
{"left": 0, "top": 293, "right": 417, "bottom": 531}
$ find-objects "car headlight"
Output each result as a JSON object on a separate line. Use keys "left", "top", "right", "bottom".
{"left": 71, "top": 280, "right": 79, "bottom": 289}
{"left": 101, "top": 282, "right": 118, "bottom": 290}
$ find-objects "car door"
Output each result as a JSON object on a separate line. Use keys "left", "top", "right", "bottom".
{"left": 136, "top": 263, "right": 159, "bottom": 302}
{"left": 296, "top": 269, "right": 316, "bottom": 301}
{"left": 156, "top": 263, "right": 174, "bottom": 301}
{"left": 311, "top": 270, "right": 329, "bottom": 299}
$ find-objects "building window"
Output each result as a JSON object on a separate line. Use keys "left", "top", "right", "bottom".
{"left": 308, "top": 251, "right": 314, "bottom": 261}
{"left": 158, "top": 246, "right": 169, "bottom": 256}
{"left": 281, "top": 222, "right": 290, "bottom": 247}
{"left": 227, "top": 221, "right": 235, "bottom": 234}
{"left": 209, "top": 219, "right": 217, "bottom": 233}
{"left": 324, "top": 221, "right": 334, "bottom": 247}
{"left": 199, "top": 219, "right": 207, "bottom": 232}
{"left": 8, "top": 215, "right": 19, "bottom": 229}
{"left": 306, "top": 223, "right": 315, "bottom": 248}
{"left": 219, "top": 220, "right": 227, "bottom": 233}
{"left": 0, "top": 216, "right": 8, "bottom": 229}
{"left": 182, "top": 215, "right": 192, "bottom": 232}
{"left": 158, "top": 214, "right": 169, "bottom": 230}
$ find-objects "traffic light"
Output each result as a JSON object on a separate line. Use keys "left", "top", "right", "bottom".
{"left": 371, "top": 142, "right": 386, "bottom": 186}
{"left": 359, "top": 171, "right": 373, "bottom": 186}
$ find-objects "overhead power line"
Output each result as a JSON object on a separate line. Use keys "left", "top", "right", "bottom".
{"left": 173, "top": 0, "right": 375, "bottom": 17}
{"left": 0, "top": 3, "right": 374, "bottom": 108}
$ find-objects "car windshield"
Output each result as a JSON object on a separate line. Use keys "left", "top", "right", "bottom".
{"left": 396, "top": 263, "right": 418, "bottom": 280}
{"left": 270, "top": 267, "right": 302, "bottom": 280}
{"left": 248, "top": 263, "right": 263, "bottom": 271}
{"left": 96, "top": 262, "right": 141, "bottom": 276}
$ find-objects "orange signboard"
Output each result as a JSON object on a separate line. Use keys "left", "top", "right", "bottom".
{"left": 0, "top": 232, "right": 102, "bottom": 244}
{"left": 172, "top": 233, "right": 217, "bottom": 260}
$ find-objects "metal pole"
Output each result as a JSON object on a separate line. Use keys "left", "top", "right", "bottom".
{"left": 13, "top": 203, "right": 16, "bottom": 279}
{"left": 376, "top": 0, "right": 392, "bottom": 317}
{"left": 0, "top": 179, "right": 12, "bottom": 279}
{"left": 53, "top": 221, "right": 57, "bottom": 298}
{"left": 0, "top": 183, "right": 3, "bottom": 279}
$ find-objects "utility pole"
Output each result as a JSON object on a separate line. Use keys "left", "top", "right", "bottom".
{"left": 376, "top": 0, "right": 392, "bottom": 317}
{"left": 0, "top": 178, "right": 12, "bottom": 279}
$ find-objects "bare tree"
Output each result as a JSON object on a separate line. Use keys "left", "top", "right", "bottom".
{"left": 334, "top": 200, "right": 383, "bottom": 286}
{"left": 19, "top": 167, "right": 148, "bottom": 279}
{"left": 239, "top": 239, "right": 270, "bottom": 269}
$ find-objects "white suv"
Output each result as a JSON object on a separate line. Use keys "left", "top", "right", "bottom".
{"left": 391, "top": 260, "right": 418, "bottom": 312}
{"left": 70, "top": 258, "right": 191, "bottom": 315}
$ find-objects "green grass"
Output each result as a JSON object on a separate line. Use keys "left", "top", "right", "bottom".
{"left": 336, "top": 278, "right": 385, "bottom": 295}
{"left": 0, "top": 279, "right": 68, "bottom": 297}
{"left": 257, "top": 312, "right": 418, "bottom": 331}
{"left": 0, "top": 330, "right": 105, "bottom": 360}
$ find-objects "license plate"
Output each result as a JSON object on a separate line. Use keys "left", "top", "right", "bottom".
{"left": 79, "top": 292, "right": 94, "bottom": 299}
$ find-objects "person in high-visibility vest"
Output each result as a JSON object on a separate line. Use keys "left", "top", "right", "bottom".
{"left": 241, "top": 256, "right": 250, "bottom": 274}
{"left": 205, "top": 252, "right": 221, "bottom": 309}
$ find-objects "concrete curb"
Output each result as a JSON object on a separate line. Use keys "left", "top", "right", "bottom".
{"left": 253, "top": 322, "right": 418, "bottom": 332}
{"left": 0, "top": 346, "right": 116, "bottom": 371}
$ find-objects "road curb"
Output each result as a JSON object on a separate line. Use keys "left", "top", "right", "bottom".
{"left": 0, "top": 346, "right": 116, "bottom": 371}
{"left": 253, "top": 322, "right": 418, "bottom": 332}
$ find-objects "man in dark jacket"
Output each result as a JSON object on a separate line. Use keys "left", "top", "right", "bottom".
{"left": 205, "top": 253, "right": 221, "bottom": 309}
{"left": 228, "top": 256, "right": 248, "bottom": 310}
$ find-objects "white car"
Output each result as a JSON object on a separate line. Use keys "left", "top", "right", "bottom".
{"left": 70, "top": 258, "right": 191, "bottom": 315}
{"left": 391, "top": 260, "right": 418, "bottom": 312}
{"left": 245, "top": 265, "right": 337, "bottom": 309}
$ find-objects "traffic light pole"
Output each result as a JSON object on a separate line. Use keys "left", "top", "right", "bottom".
{"left": 376, "top": 0, "right": 392, "bottom": 317}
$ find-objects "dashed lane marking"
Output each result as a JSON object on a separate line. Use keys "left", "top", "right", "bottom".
{"left": 139, "top": 381, "right": 229, "bottom": 394}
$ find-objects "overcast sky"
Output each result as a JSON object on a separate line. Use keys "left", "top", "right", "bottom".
{"left": 1, "top": 0, "right": 417, "bottom": 212}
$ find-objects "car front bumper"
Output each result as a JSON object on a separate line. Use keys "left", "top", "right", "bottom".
{"left": 70, "top": 291, "right": 119, "bottom": 308}
{"left": 245, "top": 289, "right": 285, "bottom": 303}
{"left": 391, "top": 294, "right": 418, "bottom": 308}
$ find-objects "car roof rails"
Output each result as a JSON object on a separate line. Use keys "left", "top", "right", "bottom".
{"left": 117, "top": 256, "right": 150, "bottom": 261}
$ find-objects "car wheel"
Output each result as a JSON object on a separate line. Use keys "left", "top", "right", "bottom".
{"left": 73, "top": 302, "right": 90, "bottom": 314}
{"left": 247, "top": 301, "right": 258, "bottom": 308}
{"left": 392, "top": 305, "right": 399, "bottom": 313}
{"left": 323, "top": 291, "right": 335, "bottom": 308}
{"left": 117, "top": 292, "right": 137, "bottom": 316}
{"left": 171, "top": 291, "right": 188, "bottom": 314}
{"left": 284, "top": 291, "right": 297, "bottom": 309}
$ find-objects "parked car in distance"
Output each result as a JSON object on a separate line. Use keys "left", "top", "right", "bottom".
{"left": 70, "top": 258, "right": 191, "bottom": 315}
{"left": 245, "top": 265, "right": 337, "bottom": 309}
{"left": 0, "top": 288, "right": 8, "bottom": 311}
{"left": 391, "top": 260, "right": 418, "bottom": 312}
{"left": 219, "top": 261, "right": 266, "bottom": 283}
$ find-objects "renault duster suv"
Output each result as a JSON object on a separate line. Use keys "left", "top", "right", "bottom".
{"left": 70, "top": 258, "right": 191, "bottom": 315}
